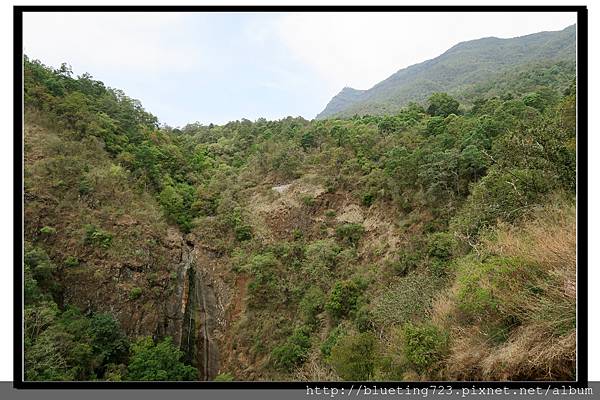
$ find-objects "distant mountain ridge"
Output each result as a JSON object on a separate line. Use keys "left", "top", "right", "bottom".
{"left": 316, "top": 24, "right": 576, "bottom": 119}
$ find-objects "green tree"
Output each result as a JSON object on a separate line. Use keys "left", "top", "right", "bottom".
{"left": 402, "top": 323, "right": 448, "bottom": 373}
{"left": 330, "top": 332, "right": 377, "bottom": 380}
{"left": 426, "top": 93, "right": 460, "bottom": 117}
{"left": 89, "top": 313, "right": 129, "bottom": 366}
{"left": 126, "top": 337, "right": 197, "bottom": 381}
{"left": 271, "top": 326, "right": 312, "bottom": 372}
{"left": 158, "top": 183, "right": 198, "bottom": 232}
{"left": 335, "top": 223, "right": 365, "bottom": 247}
{"left": 325, "top": 279, "right": 366, "bottom": 320}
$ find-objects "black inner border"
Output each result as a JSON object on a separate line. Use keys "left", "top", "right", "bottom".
{"left": 13, "top": 4, "right": 589, "bottom": 390}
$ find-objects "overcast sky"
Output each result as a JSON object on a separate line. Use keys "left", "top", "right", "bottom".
{"left": 23, "top": 12, "right": 576, "bottom": 126}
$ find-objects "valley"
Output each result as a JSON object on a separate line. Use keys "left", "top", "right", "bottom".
{"left": 22, "top": 24, "right": 577, "bottom": 382}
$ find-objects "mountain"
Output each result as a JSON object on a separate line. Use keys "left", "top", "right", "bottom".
{"left": 23, "top": 28, "right": 577, "bottom": 382}
{"left": 316, "top": 24, "right": 576, "bottom": 119}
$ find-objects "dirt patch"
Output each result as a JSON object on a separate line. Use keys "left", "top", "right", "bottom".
{"left": 272, "top": 183, "right": 292, "bottom": 193}
{"left": 247, "top": 177, "right": 328, "bottom": 241}
{"left": 229, "top": 274, "right": 248, "bottom": 327}
{"left": 336, "top": 204, "right": 364, "bottom": 224}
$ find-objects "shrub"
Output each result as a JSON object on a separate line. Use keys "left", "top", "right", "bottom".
{"left": 321, "top": 326, "right": 345, "bottom": 359}
{"left": 325, "top": 278, "right": 366, "bottom": 320}
{"left": 388, "top": 250, "right": 420, "bottom": 276}
{"left": 226, "top": 207, "right": 253, "bottom": 241}
{"left": 292, "top": 228, "right": 304, "bottom": 240}
{"left": 454, "top": 255, "right": 542, "bottom": 329}
{"left": 24, "top": 244, "right": 57, "bottom": 296}
{"left": 305, "top": 239, "right": 340, "bottom": 267}
{"left": 330, "top": 332, "right": 377, "bottom": 380}
{"left": 299, "top": 287, "right": 325, "bottom": 326}
{"left": 426, "top": 116, "right": 446, "bottom": 136}
{"left": 427, "top": 93, "right": 460, "bottom": 117}
{"left": 126, "top": 337, "right": 197, "bottom": 381}
{"left": 427, "top": 232, "right": 456, "bottom": 261}
{"left": 147, "top": 273, "right": 159, "bottom": 287}
{"left": 451, "top": 168, "right": 557, "bottom": 238}
{"left": 271, "top": 326, "right": 312, "bottom": 372}
{"left": 89, "top": 313, "right": 130, "bottom": 364}
{"left": 428, "top": 258, "right": 451, "bottom": 278}
{"left": 84, "top": 224, "right": 113, "bottom": 248}
{"left": 371, "top": 270, "right": 446, "bottom": 327}
{"left": 402, "top": 323, "right": 449, "bottom": 373}
{"left": 104, "top": 363, "right": 126, "bottom": 381}
{"left": 214, "top": 372, "right": 234, "bottom": 381}
{"left": 78, "top": 177, "right": 93, "bottom": 195}
{"left": 246, "top": 253, "right": 282, "bottom": 308}
{"left": 302, "top": 239, "right": 341, "bottom": 285}
{"left": 64, "top": 256, "right": 79, "bottom": 268}
{"left": 300, "top": 130, "right": 317, "bottom": 150}
{"left": 158, "top": 183, "right": 198, "bottom": 233}
{"left": 354, "top": 306, "right": 374, "bottom": 332}
{"left": 376, "top": 328, "right": 410, "bottom": 380}
{"left": 25, "top": 300, "right": 130, "bottom": 381}
{"left": 234, "top": 224, "right": 252, "bottom": 241}
{"left": 456, "top": 266, "right": 496, "bottom": 318}
{"left": 361, "top": 192, "right": 375, "bottom": 207}
{"left": 39, "top": 226, "right": 57, "bottom": 235}
{"left": 301, "top": 195, "right": 315, "bottom": 207}
{"left": 335, "top": 223, "right": 365, "bottom": 247}
{"left": 129, "top": 287, "right": 143, "bottom": 300}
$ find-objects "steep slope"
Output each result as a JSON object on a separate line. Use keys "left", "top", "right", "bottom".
{"left": 23, "top": 48, "right": 577, "bottom": 381}
{"left": 24, "top": 110, "right": 189, "bottom": 343}
{"left": 317, "top": 87, "right": 366, "bottom": 119}
{"left": 317, "top": 24, "right": 575, "bottom": 119}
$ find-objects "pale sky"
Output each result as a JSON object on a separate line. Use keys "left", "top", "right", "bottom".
{"left": 23, "top": 12, "right": 576, "bottom": 126}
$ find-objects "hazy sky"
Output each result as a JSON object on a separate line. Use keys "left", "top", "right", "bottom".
{"left": 23, "top": 12, "right": 576, "bottom": 126}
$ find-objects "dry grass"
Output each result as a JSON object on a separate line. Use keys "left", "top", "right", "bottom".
{"left": 434, "top": 201, "right": 576, "bottom": 381}
{"left": 293, "top": 351, "right": 340, "bottom": 381}
{"left": 485, "top": 203, "right": 576, "bottom": 338}
{"left": 484, "top": 201, "right": 576, "bottom": 284}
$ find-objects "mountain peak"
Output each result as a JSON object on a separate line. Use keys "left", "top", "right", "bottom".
{"left": 316, "top": 87, "right": 366, "bottom": 119}
{"left": 316, "top": 24, "right": 576, "bottom": 119}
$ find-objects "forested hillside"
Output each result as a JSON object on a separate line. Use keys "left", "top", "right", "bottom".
{"left": 23, "top": 43, "right": 576, "bottom": 382}
{"left": 317, "top": 24, "right": 575, "bottom": 119}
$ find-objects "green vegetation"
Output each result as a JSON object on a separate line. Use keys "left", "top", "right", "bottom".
{"left": 23, "top": 24, "right": 577, "bottom": 382}
{"left": 126, "top": 337, "right": 197, "bottom": 381}
{"left": 388, "top": 250, "right": 421, "bottom": 276}
{"left": 325, "top": 278, "right": 367, "bottom": 320}
{"left": 39, "top": 226, "right": 57, "bottom": 235}
{"left": 317, "top": 25, "right": 575, "bottom": 119}
{"left": 84, "top": 224, "right": 113, "bottom": 248}
{"left": 401, "top": 323, "right": 449, "bottom": 373}
{"left": 330, "top": 332, "right": 377, "bottom": 380}
{"left": 335, "top": 223, "right": 365, "bottom": 247}
{"left": 128, "top": 287, "right": 143, "bottom": 300}
{"left": 299, "top": 286, "right": 325, "bottom": 326}
{"left": 321, "top": 325, "right": 345, "bottom": 359}
{"left": 213, "top": 372, "right": 235, "bottom": 381}
{"left": 271, "top": 326, "right": 312, "bottom": 372}
{"left": 426, "top": 92, "right": 460, "bottom": 117}
{"left": 23, "top": 243, "right": 196, "bottom": 381}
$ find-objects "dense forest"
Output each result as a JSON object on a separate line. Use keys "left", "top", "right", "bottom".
{"left": 23, "top": 36, "right": 576, "bottom": 382}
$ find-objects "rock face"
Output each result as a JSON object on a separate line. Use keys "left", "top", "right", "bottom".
{"left": 179, "top": 244, "right": 221, "bottom": 380}
{"left": 24, "top": 116, "right": 197, "bottom": 347}
{"left": 57, "top": 227, "right": 193, "bottom": 344}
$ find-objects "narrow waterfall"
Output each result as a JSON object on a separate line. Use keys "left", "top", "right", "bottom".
{"left": 179, "top": 245, "right": 219, "bottom": 380}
